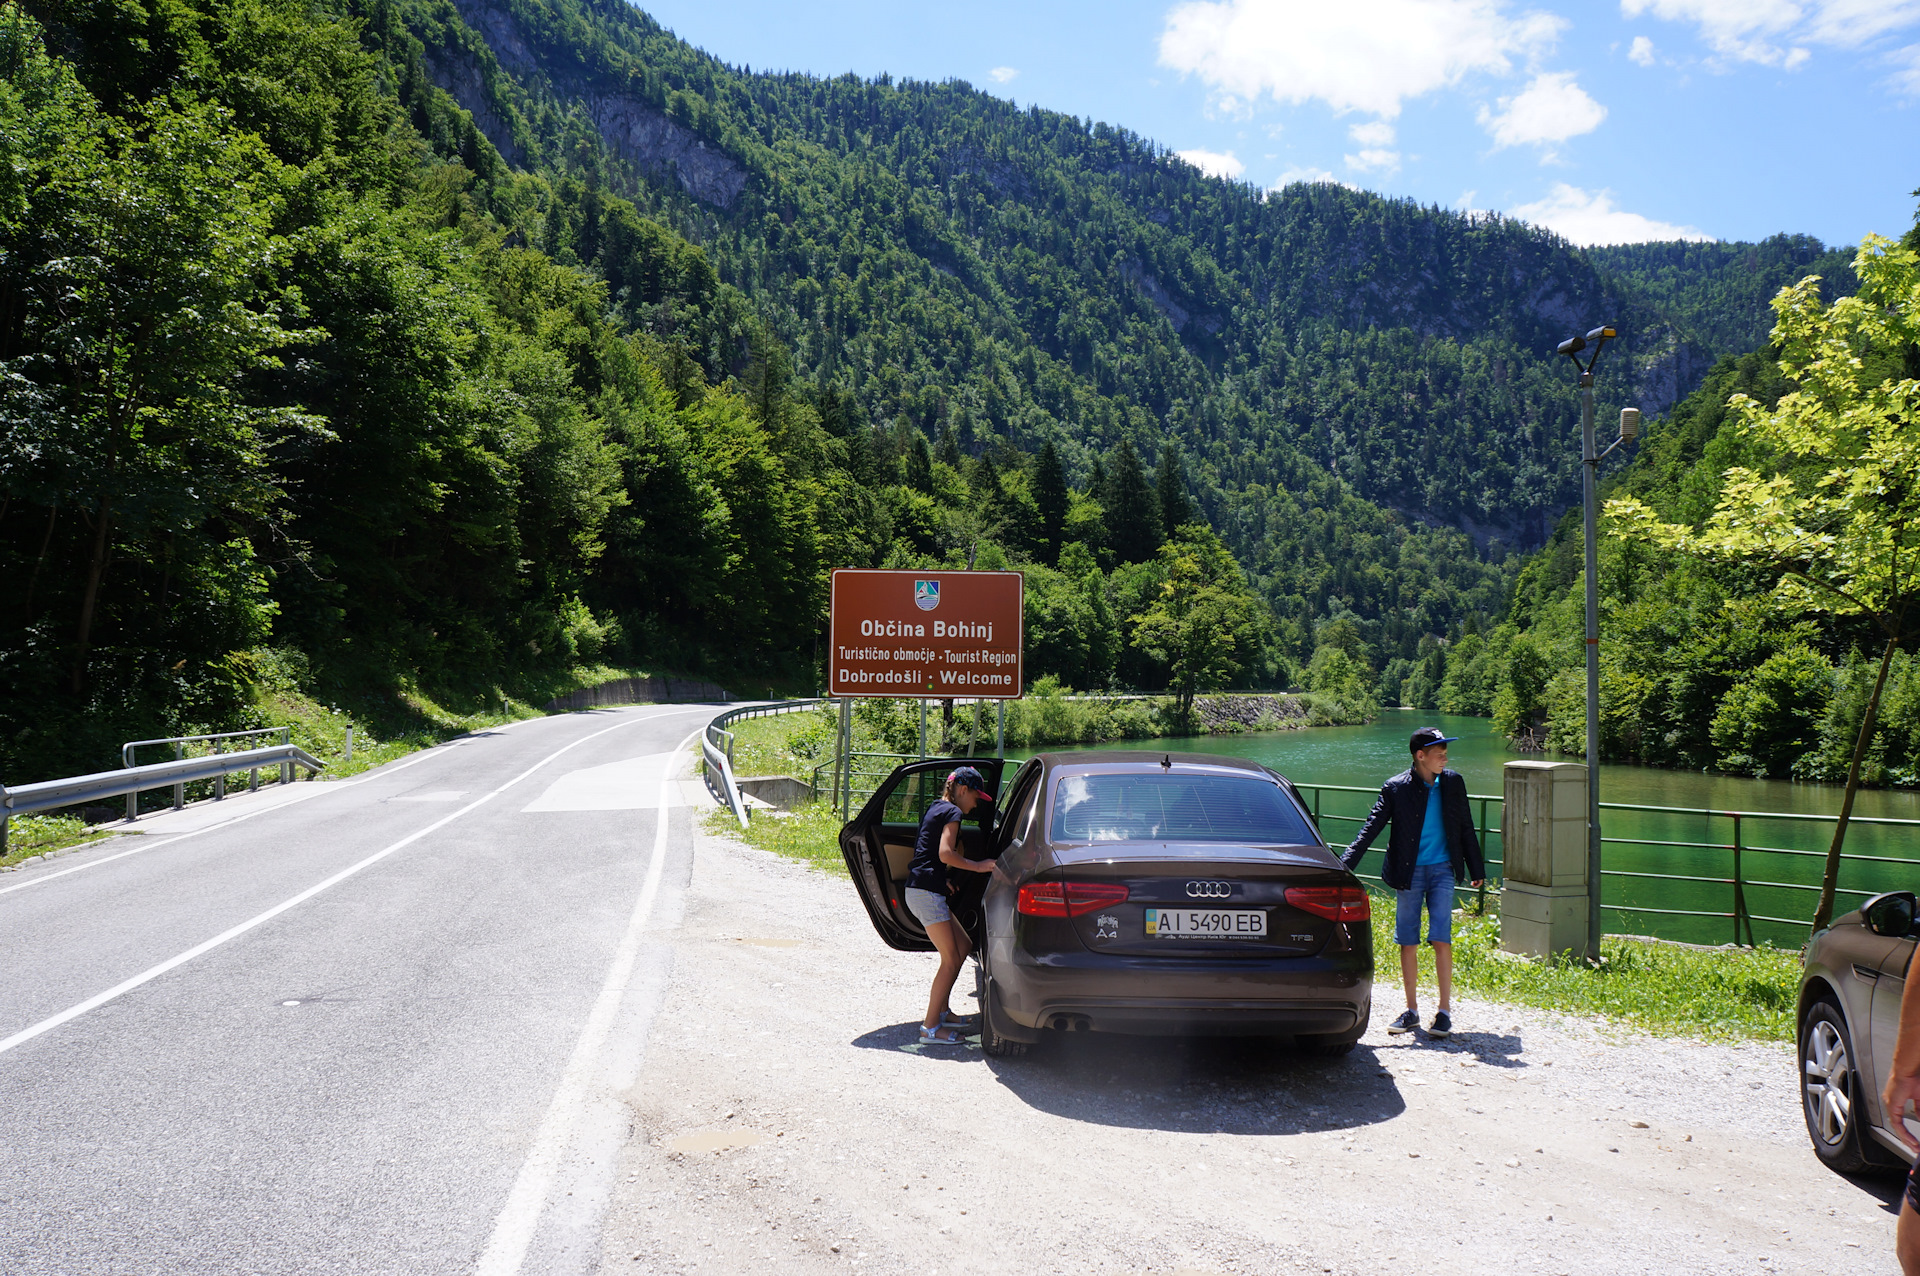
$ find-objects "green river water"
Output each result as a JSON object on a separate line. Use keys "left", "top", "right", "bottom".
{"left": 1019, "top": 713, "right": 1920, "bottom": 947}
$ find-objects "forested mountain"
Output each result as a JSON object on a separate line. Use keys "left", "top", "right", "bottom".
{"left": 0, "top": 0, "right": 1859, "bottom": 780}
{"left": 1427, "top": 216, "right": 1920, "bottom": 788}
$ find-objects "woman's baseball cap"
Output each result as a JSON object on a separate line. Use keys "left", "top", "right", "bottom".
{"left": 949, "top": 765, "right": 994, "bottom": 799}
{"left": 1409, "top": 727, "right": 1459, "bottom": 753}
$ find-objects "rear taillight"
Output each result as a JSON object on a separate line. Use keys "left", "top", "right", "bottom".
{"left": 1284, "top": 885, "right": 1371, "bottom": 922}
{"left": 1017, "top": 881, "right": 1131, "bottom": 917}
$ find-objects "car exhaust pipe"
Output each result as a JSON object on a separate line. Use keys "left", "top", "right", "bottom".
{"left": 1049, "top": 1014, "right": 1092, "bottom": 1032}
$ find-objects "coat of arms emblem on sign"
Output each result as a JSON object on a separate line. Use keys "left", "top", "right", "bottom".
{"left": 914, "top": 580, "right": 940, "bottom": 611}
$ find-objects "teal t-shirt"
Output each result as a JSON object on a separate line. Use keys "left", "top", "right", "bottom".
{"left": 1416, "top": 777, "right": 1449, "bottom": 866}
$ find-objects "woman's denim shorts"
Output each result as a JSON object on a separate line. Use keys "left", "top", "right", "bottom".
{"left": 1394, "top": 860, "right": 1456, "bottom": 946}
{"left": 904, "top": 886, "right": 952, "bottom": 926}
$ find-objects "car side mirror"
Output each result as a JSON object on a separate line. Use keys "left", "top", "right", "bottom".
{"left": 1864, "top": 891, "right": 1918, "bottom": 937}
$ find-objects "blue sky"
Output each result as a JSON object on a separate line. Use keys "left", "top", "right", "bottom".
{"left": 633, "top": 0, "right": 1918, "bottom": 248}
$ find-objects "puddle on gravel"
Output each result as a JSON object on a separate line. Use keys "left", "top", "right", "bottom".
{"left": 667, "top": 1129, "right": 767, "bottom": 1154}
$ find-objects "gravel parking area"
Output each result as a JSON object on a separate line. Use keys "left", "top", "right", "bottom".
{"left": 597, "top": 824, "right": 1901, "bottom": 1276}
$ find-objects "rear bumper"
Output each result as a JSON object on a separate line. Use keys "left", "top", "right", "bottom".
{"left": 992, "top": 948, "right": 1372, "bottom": 1038}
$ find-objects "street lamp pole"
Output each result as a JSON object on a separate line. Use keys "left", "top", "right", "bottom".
{"left": 1556, "top": 325, "right": 1636, "bottom": 965}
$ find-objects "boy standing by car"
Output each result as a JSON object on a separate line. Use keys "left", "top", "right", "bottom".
{"left": 1342, "top": 728, "right": 1485, "bottom": 1039}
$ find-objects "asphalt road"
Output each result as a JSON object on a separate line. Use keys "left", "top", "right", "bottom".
{"left": 0, "top": 704, "right": 724, "bottom": 1276}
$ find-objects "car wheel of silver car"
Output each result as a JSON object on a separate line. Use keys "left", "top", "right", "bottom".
{"left": 1801, "top": 998, "right": 1875, "bottom": 1174}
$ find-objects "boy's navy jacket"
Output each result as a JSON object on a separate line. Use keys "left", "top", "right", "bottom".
{"left": 1339, "top": 768, "right": 1486, "bottom": 892}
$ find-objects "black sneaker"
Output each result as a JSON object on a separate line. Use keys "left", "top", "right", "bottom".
{"left": 1387, "top": 1009, "right": 1420, "bottom": 1035}
{"left": 1428, "top": 1010, "right": 1452, "bottom": 1039}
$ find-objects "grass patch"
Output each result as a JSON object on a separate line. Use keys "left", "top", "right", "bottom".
{"left": 1, "top": 814, "right": 114, "bottom": 869}
{"left": 1369, "top": 895, "right": 1800, "bottom": 1042}
{"left": 703, "top": 800, "right": 848, "bottom": 876}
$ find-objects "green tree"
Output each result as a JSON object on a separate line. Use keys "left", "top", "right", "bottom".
{"left": 1609, "top": 235, "right": 1920, "bottom": 931}
{"left": 1155, "top": 443, "right": 1192, "bottom": 536}
{"left": 1710, "top": 646, "right": 1834, "bottom": 777}
{"left": 1103, "top": 438, "right": 1161, "bottom": 564}
{"left": 1032, "top": 439, "right": 1069, "bottom": 562}
{"left": 0, "top": 44, "right": 313, "bottom": 690}
{"left": 1129, "top": 525, "right": 1261, "bottom": 721}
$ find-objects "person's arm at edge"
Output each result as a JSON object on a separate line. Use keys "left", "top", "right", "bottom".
{"left": 1341, "top": 784, "right": 1393, "bottom": 873}
{"left": 939, "top": 817, "right": 994, "bottom": 874}
{"left": 1883, "top": 940, "right": 1920, "bottom": 1151}
{"left": 1449, "top": 771, "right": 1486, "bottom": 886}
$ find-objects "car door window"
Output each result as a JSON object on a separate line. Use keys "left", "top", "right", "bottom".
{"left": 994, "top": 761, "right": 1042, "bottom": 854}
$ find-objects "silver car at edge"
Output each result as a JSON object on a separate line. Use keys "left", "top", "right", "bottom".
{"left": 1798, "top": 890, "right": 1920, "bottom": 1174}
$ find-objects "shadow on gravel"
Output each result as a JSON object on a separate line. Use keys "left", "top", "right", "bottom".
{"left": 1377, "top": 1029, "right": 1529, "bottom": 1066}
{"left": 852, "top": 1021, "right": 985, "bottom": 1058}
{"left": 983, "top": 1034, "right": 1408, "bottom": 1134}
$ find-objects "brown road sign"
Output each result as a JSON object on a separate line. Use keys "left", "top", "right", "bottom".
{"left": 829, "top": 569, "right": 1024, "bottom": 699}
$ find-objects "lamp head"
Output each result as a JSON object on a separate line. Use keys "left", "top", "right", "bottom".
{"left": 1556, "top": 335, "right": 1587, "bottom": 356}
{"left": 1619, "top": 407, "right": 1641, "bottom": 441}
{"left": 1586, "top": 324, "right": 1618, "bottom": 344}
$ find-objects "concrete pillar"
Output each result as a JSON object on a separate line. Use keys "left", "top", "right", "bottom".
{"left": 1500, "top": 760, "right": 1590, "bottom": 959}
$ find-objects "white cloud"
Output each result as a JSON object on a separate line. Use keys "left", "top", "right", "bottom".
{"left": 1158, "top": 0, "right": 1565, "bottom": 118}
{"left": 1510, "top": 183, "right": 1711, "bottom": 244}
{"left": 1455, "top": 189, "right": 1480, "bottom": 209}
{"left": 1345, "top": 147, "right": 1402, "bottom": 172}
{"left": 1270, "top": 165, "right": 1348, "bottom": 188}
{"left": 1629, "top": 34, "right": 1658, "bottom": 63}
{"left": 1893, "top": 42, "right": 1920, "bottom": 92}
{"left": 988, "top": 66, "right": 1019, "bottom": 83}
{"left": 1620, "top": 0, "right": 1920, "bottom": 67}
{"left": 1478, "top": 72, "right": 1608, "bottom": 150}
{"left": 1177, "top": 147, "right": 1248, "bottom": 178}
{"left": 1349, "top": 120, "right": 1397, "bottom": 146}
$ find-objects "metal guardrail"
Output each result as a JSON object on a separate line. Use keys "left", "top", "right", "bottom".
{"left": 1293, "top": 780, "right": 1920, "bottom": 944}
{"left": 1, "top": 744, "right": 326, "bottom": 852}
{"left": 702, "top": 701, "right": 823, "bottom": 828}
{"left": 122, "top": 727, "right": 296, "bottom": 818}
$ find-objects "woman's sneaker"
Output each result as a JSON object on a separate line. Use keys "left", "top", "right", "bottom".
{"left": 1428, "top": 1010, "right": 1453, "bottom": 1039}
{"left": 1387, "top": 1009, "right": 1420, "bottom": 1034}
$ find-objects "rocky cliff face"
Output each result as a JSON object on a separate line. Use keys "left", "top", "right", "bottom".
{"left": 437, "top": 0, "right": 748, "bottom": 210}
{"left": 582, "top": 94, "right": 747, "bottom": 210}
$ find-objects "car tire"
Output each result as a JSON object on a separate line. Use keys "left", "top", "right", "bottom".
{"left": 976, "top": 966, "right": 1029, "bottom": 1059}
{"left": 1801, "top": 998, "right": 1893, "bottom": 1174}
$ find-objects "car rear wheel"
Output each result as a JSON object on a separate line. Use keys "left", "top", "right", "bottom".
{"left": 976, "top": 965, "right": 1029, "bottom": 1058}
{"left": 1801, "top": 998, "right": 1887, "bottom": 1174}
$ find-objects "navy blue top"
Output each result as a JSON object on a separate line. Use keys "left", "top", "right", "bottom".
{"left": 906, "top": 799, "right": 965, "bottom": 895}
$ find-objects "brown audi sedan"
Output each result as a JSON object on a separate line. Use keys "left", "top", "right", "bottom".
{"left": 839, "top": 751, "right": 1375, "bottom": 1056}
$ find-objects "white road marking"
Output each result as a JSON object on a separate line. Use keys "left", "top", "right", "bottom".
{"left": 472, "top": 727, "right": 697, "bottom": 1276}
{"left": 0, "top": 708, "right": 715, "bottom": 1058}
{"left": 0, "top": 744, "right": 450, "bottom": 900}
{"left": 519, "top": 754, "right": 676, "bottom": 812}
{"left": 0, "top": 709, "right": 716, "bottom": 899}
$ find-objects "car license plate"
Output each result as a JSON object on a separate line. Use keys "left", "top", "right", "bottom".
{"left": 1144, "top": 908, "right": 1267, "bottom": 938}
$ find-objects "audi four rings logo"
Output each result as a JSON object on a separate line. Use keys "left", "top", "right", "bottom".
{"left": 1185, "top": 880, "right": 1233, "bottom": 898}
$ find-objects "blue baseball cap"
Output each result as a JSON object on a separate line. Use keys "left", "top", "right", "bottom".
{"left": 1410, "top": 728, "right": 1459, "bottom": 753}
{"left": 949, "top": 766, "right": 993, "bottom": 799}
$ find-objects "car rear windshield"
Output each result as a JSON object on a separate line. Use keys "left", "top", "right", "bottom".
{"left": 1049, "top": 772, "right": 1320, "bottom": 845}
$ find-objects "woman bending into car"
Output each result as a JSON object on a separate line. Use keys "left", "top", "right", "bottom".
{"left": 903, "top": 766, "right": 997, "bottom": 1045}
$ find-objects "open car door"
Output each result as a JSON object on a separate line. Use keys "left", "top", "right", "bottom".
{"left": 839, "top": 757, "right": 1005, "bottom": 952}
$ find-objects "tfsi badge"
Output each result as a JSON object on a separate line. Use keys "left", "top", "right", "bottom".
{"left": 914, "top": 579, "right": 940, "bottom": 611}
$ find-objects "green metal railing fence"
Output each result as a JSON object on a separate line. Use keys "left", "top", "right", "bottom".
{"left": 1292, "top": 781, "right": 1920, "bottom": 946}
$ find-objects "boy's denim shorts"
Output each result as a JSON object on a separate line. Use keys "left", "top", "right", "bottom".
{"left": 1394, "top": 860, "right": 1456, "bottom": 945}
{"left": 904, "top": 886, "right": 952, "bottom": 926}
